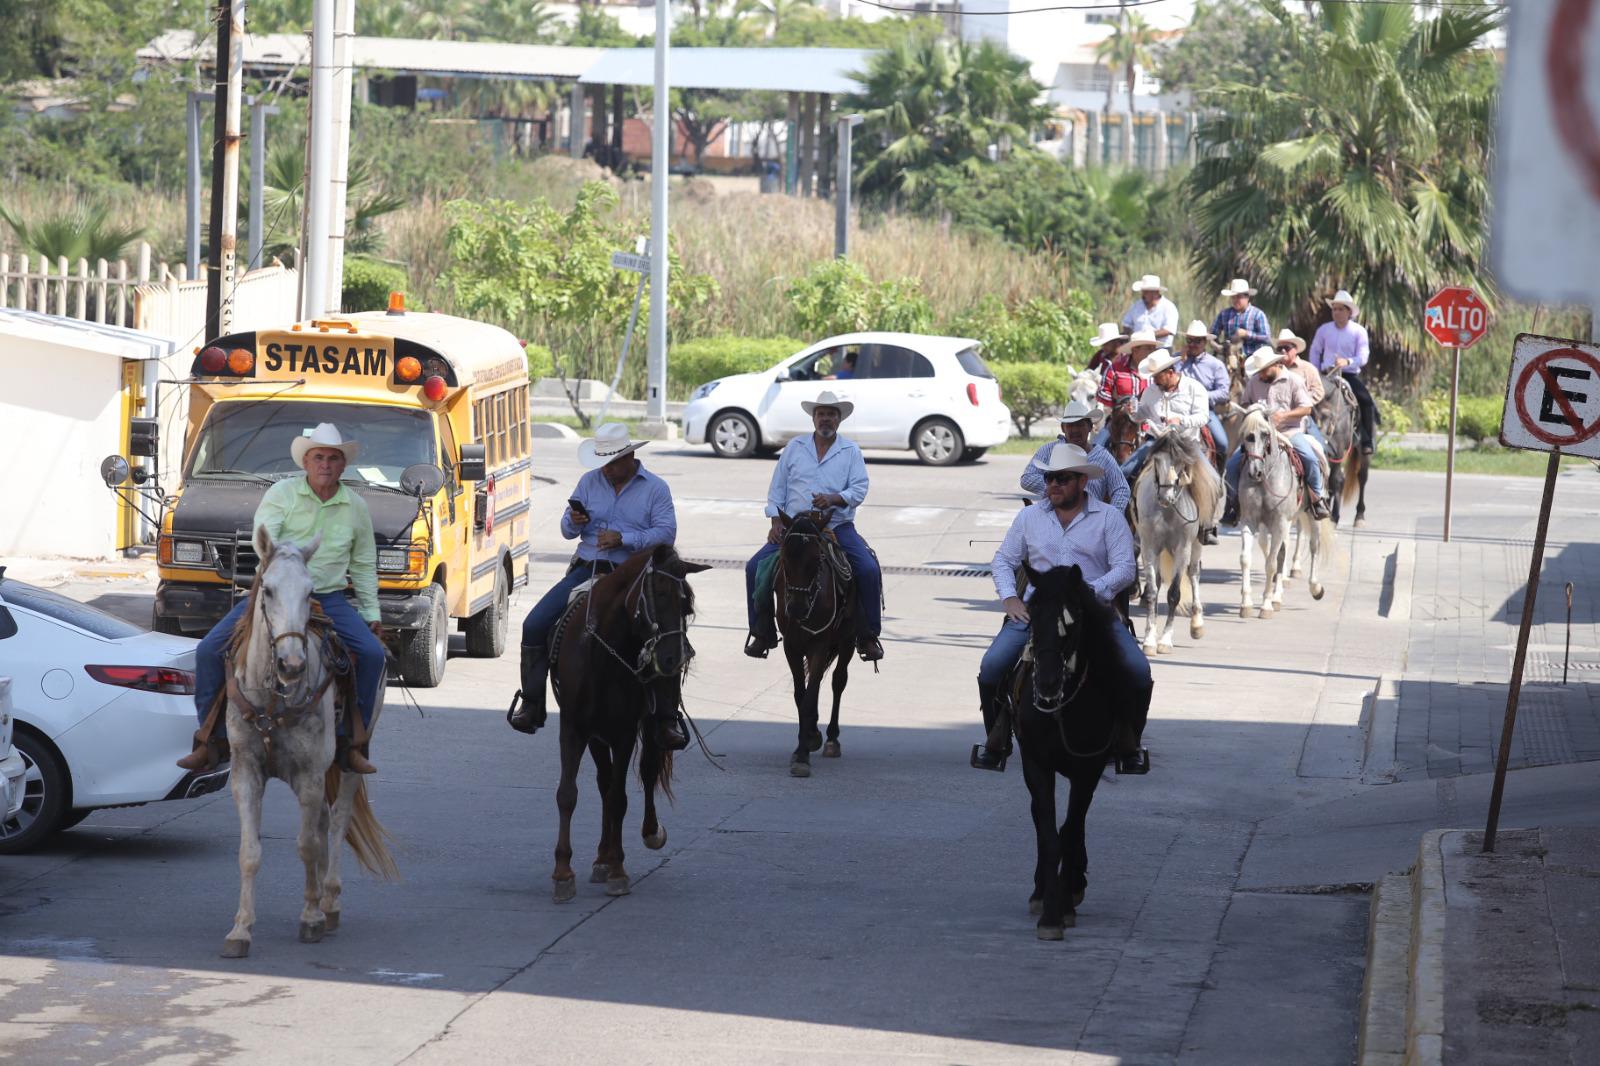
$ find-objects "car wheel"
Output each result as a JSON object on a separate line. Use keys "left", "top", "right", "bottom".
{"left": 59, "top": 809, "right": 92, "bottom": 831}
{"left": 401, "top": 585, "right": 448, "bottom": 688}
{"left": 709, "top": 411, "right": 758, "bottom": 458}
{"left": 463, "top": 563, "right": 508, "bottom": 658}
{"left": 0, "top": 729, "right": 69, "bottom": 855}
{"left": 960, "top": 447, "right": 989, "bottom": 463}
{"left": 913, "top": 418, "right": 965, "bottom": 466}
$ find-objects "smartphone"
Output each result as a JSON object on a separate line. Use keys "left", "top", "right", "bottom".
{"left": 567, "top": 498, "right": 589, "bottom": 518}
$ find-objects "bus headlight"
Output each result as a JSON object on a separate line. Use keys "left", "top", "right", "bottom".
{"left": 378, "top": 543, "right": 428, "bottom": 576}
{"left": 161, "top": 537, "right": 207, "bottom": 566}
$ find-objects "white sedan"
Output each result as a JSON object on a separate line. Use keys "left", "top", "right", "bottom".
{"left": 0, "top": 575, "right": 226, "bottom": 854}
{"left": 681, "top": 332, "right": 1012, "bottom": 465}
{"left": 1, "top": 678, "right": 25, "bottom": 824}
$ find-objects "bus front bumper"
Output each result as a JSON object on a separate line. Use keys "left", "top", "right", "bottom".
{"left": 156, "top": 583, "right": 435, "bottom": 634}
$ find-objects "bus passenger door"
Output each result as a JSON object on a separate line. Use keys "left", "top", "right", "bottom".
{"left": 436, "top": 409, "right": 470, "bottom": 616}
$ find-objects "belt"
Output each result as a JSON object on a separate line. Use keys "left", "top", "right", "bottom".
{"left": 569, "top": 558, "right": 617, "bottom": 576}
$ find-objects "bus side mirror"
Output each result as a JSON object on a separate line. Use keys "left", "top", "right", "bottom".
{"left": 129, "top": 417, "right": 160, "bottom": 457}
{"left": 458, "top": 443, "right": 487, "bottom": 482}
{"left": 100, "top": 455, "right": 131, "bottom": 487}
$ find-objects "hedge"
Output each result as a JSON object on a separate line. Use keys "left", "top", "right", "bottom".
{"left": 991, "top": 360, "right": 1071, "bottom": 437}
{"left": 341, "top": 256, "right": 408, "bottom": 313}
{"left": 667, "top": 335, "right": 804, "bottom": 397}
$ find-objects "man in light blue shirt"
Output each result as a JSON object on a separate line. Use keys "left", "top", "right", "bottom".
{"left": 972, "top": 443, "right": 1152, "bottom": 774}
{"left": 1020, "top": 399, "right": 1129, "bottom": 510}
{"left": 1121, "top": 274, "right": 1179, "bottom": 343}
{"left": 744, "top": 391, "right": 883, "bottom": 662}
{"left": 509, "top": 423, "right": 683, "bottom": 746}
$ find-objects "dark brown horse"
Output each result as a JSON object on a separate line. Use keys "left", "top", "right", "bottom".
{"left": 775, "top": 509, "right": 856, "bottom": 779}
{"left": 1315, "top": 375, "right": 1370, "bottom": 526}
{"left": 548, "top": 545, "right": 709, "bottom": 903}
{"left": 1105, "top": 403, "right": 1142, "bottom": 466}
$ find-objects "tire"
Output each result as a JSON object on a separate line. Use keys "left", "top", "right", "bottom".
{"left": 463, "top": 563, "right": 509, "bottom": 658}
{"left": 0, "top": 730, "right": 69, "bottom": 855}
{"left": 913, "top": 417, "right": 964, "bottom": 466}
{"left": 400, "top": 584, "right": 448, "bottom": 688}
{"left": 708, "top": 410, "right": 759, "bottom": 458}
{"left": 58, "top": 809, "right": 92, "bottom": 831}
{"left": 960, "top": 447, "right": 988, "bottom": 463}
{"left": 151, "top": 606, "right": 184, "bottom": 636}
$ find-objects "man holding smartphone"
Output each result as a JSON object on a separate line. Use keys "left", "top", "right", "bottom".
{"left": 507, "top": 422, "right": 683, "bottom": 747}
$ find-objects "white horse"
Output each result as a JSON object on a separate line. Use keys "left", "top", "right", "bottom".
{"left": 1069, "top": 368, "right": 1100, "bottom": 409}
{"left": 221, "top": 527, "right": 398, "bottom": 959}
{"left": 1134, "top": 430, "right": 1222, "bottom": 652}
{"left": 1235, "top": 409, "right": 1330, "bottom": 619}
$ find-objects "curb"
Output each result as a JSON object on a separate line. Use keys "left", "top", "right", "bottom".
{"left": 1387, "top": 540, "right": 1415, "bottom": 622}
{"left": 1358, "top": 872, "right": 1412, "bottom": 1066}
{"left": 1407, "top": 829, "right": 1450, "bottom": 1066}
{"left": 1362, "top": 674, "right": 1400, "bottom": 784}
{"left": 530, "top": 422, "right": 579, "bottom": 440}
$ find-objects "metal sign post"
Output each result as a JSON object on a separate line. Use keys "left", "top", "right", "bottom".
{"left": 1424, "top": 286, "right": 1490, "bottom": 542}
{"left": 597, "top": 241, "right": 651, "bottom": 425}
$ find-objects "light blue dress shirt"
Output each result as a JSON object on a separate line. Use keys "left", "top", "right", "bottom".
{"left": 561, "top": 465, "right": 677, "bottom": 565}
{"left": 1020, "top": 438, "right": 1130, "bottom": 511}
{"left": 991, "top": 495, "right": 1136, "bottom": 605}
{"left": 765, "top": 435, "right": 870, "bottom": 528}
{"left": 1121, "top": 296, "right": 1180, "bottom": 338}
{"left": 1308, "top": 320, "right": 1371, "bottom": 374}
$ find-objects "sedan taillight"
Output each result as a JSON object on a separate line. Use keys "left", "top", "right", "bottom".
{"left": 85, "top": 665, "right": 196, "bottom": 695}
{"left": 966, "top": 382, "right": 980, "bottom": 406}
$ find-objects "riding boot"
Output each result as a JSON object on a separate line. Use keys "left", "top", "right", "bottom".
{"left": 856, "top": 633, "right": 884, "bottom": 662}
{"left": 175, "top": 730, "right": 230, "bottom": 771}
{"left": 655, "top": 708, "right": 690, "bottom": 751}
{"left": 1309, "top": 494, "right": 1331, "bottom": 521}
{"left": 1221, "top": 499, "right": 1239, "bottom": 527}
{"left": 506, "top": 642, "right": 548, "bottom": 734}
{"left": 744, "top": 596, "right": 778, "bottom": 658}
{"left": 337, "top": 736, "right": 378, "bottom": 775}
{"left": 970, "top": 683, "right": 1011, "bottom": 772}
{"left": 1199, "top": 525, "right": 1219, "bottom": 546}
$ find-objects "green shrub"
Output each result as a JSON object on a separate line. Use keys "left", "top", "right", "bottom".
{"left": 1376, "top": 397, "right": 1412, "bottom": 444}
{"left": 525, "top": 343, "right": 554, "bottom": 382}
{"left": 785, "top": 259, "right": 933, "bottom": 338}
{"left": 341, "top": 256, "right": 407, "bottom": 312}
{"left": 668, "top": 336, "right": 804, "bottom": 397}
{"left": 1456, "top": 395, "right": 1504, "bottom": 441}
{"left": 991, "top": 361, "right": 1070, "bottom": 437}
{"left": 948, "top": 293, "right": 1096, "bottom": 365}
{"left": 1417, "top": 390, "right": 1451, "bottom": 433}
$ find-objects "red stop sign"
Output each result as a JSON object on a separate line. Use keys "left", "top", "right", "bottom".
{"left": 1424, "top": 286, "right": 1490, "bottom": 349}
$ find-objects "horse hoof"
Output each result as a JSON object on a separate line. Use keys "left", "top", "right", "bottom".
{"left": 605, "top": 875, "right": 631, "bottom": 897}
{"left": 805, "top": 731, "right": 823, "bottom": 753}
{"left": 1290, "top": 567, "right": 1304, "bottom": 579}
{"left": 552, "top": 878, "right": 577, "bottom": 904}
{"left": 1190, "top": 624, "right": 1204, "bottom": 640}
{"left": 822, "top": 740, "right": 841, "bottom": 758}
{"left": 221, "top": 938, "right": 250, "bottom": 959}
{"left": 1036, "top": 924, "right": 1065, "bottom": 941}
{"left": 1354, "top": 516, "right": 1366, "bottom": 528}
{"left": 1258, "top": 607, "right": 1274, "bottom": 620}
{"left": 590, "top": 863, "right": 610, "bottom": 884}
{"left": 790, "top": 760, "right": 811, "bottom": 779}
{"left": 1028, "top": 898, "right": 1043, "bottom": 916}
{"left": 1239, "top": 606, "right": 1254, "bottom": 619}
{"left": 643, "top": 827, "right": 667, "bottom": 850}
{"left": 323, "top": 911, "right": 340, "bottom": 933}
{"left": 1157, "top": 643, "right": 1173, "bottom": 655}
{"left": 298, "top": 920, "right": 325, "bottom": 944}
{"left": 1311, "top": 584, "right": 1325, "bottom": 600}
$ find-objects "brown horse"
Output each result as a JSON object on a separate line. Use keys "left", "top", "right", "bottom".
{"left": 774, "top": 509, "right": 856, "bottom": 779}
{"left": 1315, "top": 375, "right": 1370, "bottom": 527}
{"left": 1104, "top": 404, "right": 1142, "bottom": 467}
{"left": 548, "top": 545, "right": 709, "bottom": 903}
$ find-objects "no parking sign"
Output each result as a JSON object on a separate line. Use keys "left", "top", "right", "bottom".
{"left": 1500, "top": 333, "right": 1600, "bottom": 457}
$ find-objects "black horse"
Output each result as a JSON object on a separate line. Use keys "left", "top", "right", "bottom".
{"left": 774, "top": 509, "right": 856, "bottom": 779}
{"left": 548, "top": 545, "right": 710, "bottom": 903}
{"left": 1316, "top": 375, "right": 1371, "bottom": 527}
{"left": 1011, "top": 563, "right": 1146, "bottom": 940}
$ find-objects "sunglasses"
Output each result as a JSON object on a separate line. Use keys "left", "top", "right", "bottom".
{"left": 1043, "top": 471, "right": 1082, "bottom": 485}
{"left": 1277, "top": 345, "right": 1296, "bottom": 352}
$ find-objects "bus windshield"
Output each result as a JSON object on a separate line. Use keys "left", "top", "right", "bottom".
{"left": 187, "top": 400, "right": 436, "bottom": 487}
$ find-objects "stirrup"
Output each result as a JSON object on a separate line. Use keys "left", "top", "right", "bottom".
{"left": 506, "top": 690, "right": 543, "bottom": 735}
{"left": 656, "top": 712, "right": 690, "bottom": 752}
{"left": 744, "top": 632, "right": 775, "bottom": 659}
{"left": 856, "top": 635, "right": 883, "bottom": 662}
{"left": 1115, "top": 748, "right": 1151, "bottom": 775}
{"left": 970, "top": 743, "right": 1010, "bottom": 772}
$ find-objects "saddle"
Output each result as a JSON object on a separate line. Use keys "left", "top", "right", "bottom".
{"left": 1198, "top": 425, "right": 1220, "bottom": 467}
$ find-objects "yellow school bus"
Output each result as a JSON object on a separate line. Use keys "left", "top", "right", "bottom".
{"left": 147, "top": 299, "right": 531, "bottom": 687}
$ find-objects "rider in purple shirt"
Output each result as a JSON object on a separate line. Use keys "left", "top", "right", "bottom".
{"left": 1307, "top": 290, "right": 1376, "bottom": 453}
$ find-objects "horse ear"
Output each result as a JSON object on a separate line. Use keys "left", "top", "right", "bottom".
{"left": 681, "top": 561, "right": 712, "bottom": 575}
{"left": 777, "top": 509, "right": 793, "bottom": 528}
{"left": 253, "top": 524, "right": 273, "bottom": 561}
{"left": 301, "top": 532, "right": 323, "bottom": 561}
{"left": 1022, "top": 562, "right": 1041, "bottom": 587}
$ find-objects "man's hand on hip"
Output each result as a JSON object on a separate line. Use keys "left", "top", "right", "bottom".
{"left": 767, "top": 517, "right": 784, "bottom": 545}
{"left": 1003, "top": 596, "right": 1030, "bottom": 624}
{"left": 369, "top": 621, "right": 385, "bottom": 640}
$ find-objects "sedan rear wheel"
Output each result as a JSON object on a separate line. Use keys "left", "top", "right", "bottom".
{"left": 709, "top": 411, "right": 759, "bottom": 459}
{"left": 913, "top": 418, "right": 964, "bottom": 466}
{"left": 0, "top": 731, "right": 69, "bottom": 854}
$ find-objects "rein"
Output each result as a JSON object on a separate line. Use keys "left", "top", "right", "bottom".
{"left": 229, "top": 553, "right": 337, "bottom": 747}
{"left": 1027, "top": 617, "right": 1114, "bottom": 760}
{"left": 778, "top": 525, "right": 843, "bottom": 636}
{"left": 583, "top": 560, "right": 694, "bottom": 682}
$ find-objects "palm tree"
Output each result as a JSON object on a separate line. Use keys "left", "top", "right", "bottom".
{"left": 259, "top": 143, "right": 404, "bottom": 262}
{"left": 850, "top": 36, "right": 1050, "bottom": 202}
{"left": 1186, "top": 0, "right": 1502, "bottom": 379}
{"left": 1093, "top": 10, "right": 1161, "bottom": 114}
{"left": 742, "top": 0, "right": 824, "bottom": 39}
{"left": 0, "top": 201, "right": 144, "bottom": 262}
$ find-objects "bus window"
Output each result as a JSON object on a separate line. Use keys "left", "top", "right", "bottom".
{"left": 437, "top": 410, "right": 459, "bottom": 494}
{"left": 188, "top": 400, "right": 433, "bottom": 486}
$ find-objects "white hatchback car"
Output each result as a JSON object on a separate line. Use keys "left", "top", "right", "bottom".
{"left": 0, "top": 575, "right": 225, "bottom": 854}
{"left": 1, "top": 678, "right": 25, "bottom": 824}
{"left": 681, "top": 332, "right": 1012, "bottom": 465}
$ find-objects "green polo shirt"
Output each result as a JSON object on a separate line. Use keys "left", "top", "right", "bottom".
{"left": 253, "top": 476, "right": 380, "bottom": 622}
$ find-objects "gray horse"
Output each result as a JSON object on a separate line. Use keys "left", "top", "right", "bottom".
{"left": 1236, "top": 409, "right": 1329, "bottom": 618}
{"left": 1134, "top": 430, "right": 1222, "bottom": 653}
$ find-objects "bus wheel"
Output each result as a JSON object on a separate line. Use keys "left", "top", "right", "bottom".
{"left": 401, "top": 585, "right": 448, "bottom": 688}
{"left": 464, "top": 564, "right": 508, "bottom": 658}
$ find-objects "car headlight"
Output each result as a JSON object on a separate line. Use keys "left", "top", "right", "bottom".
{"left": 691, "top": 380, "right": 721, "bottom": 400}
{"left": 172, "top": 540, "right": 206, "bottom": 565}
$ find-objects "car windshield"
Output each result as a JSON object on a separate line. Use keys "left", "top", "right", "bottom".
{"left": 188, "top": 400, "right": 436, "bottom": 488}
{"left": 0, "top": 581, "right": 142, "bottom": 640}
{"left": 956, "top": 346, "right": 993, "bottom": 379}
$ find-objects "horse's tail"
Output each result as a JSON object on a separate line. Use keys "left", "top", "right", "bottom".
{"left": 1340, "top": 447, "right": 1362, "bottom": 504}
{"left": 325, "top": 767, "right": 400, "bottom": 881}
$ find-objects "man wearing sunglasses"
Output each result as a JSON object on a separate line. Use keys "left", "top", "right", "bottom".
{"left": 972, "top": 443, "right": 1151, "bottom": 776}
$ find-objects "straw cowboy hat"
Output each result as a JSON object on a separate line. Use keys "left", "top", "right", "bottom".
{"left": 1138, "top": 348, "right": 1181, "bottom": 378}
{"left": 1328, "top": 289, "right": 1360, "bottom": 317}
{"left": 1059, "top": 398, "right": 1106, "bottom": 426}
{"left": 1182, "top": 319, "right": 1213, "bottom": 344}
{"left": 578, "top": 421, "right": 650, "bottom": 470}
{"left": 1090, "top": 322, "right": 1129, "bottom": 349}
{"left": 1243, "top": 346, "right": 1287, "bottom": 377}
{"left": 1130, "top": 273, "right": 1167, "bottom": 294}
{"left": 1119, "top": 328, "right": 1162, "bottom": 356}
{"left": 800, "top": 389, "right": 854, "bottom": 420}
{"left": 1274, "top": 328, "right": 1307, "bottom": 355}
{"left": 1220, "top": 278, "right": 1258, "bottom": 298}
{"left": 291, "top": 422, "right": 360, "bottom": 469}
{"left": 1031, "top": 442, "right": 1104, "bottom": 480}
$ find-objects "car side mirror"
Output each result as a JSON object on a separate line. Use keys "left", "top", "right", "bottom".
{"left": 458, "top": 443, "right": 487, "bottom": 482}
{"left": 775, "top": 367, "right": 792, "bottom": 382}
{"left": 400, "top": 463, "right": 445, "bottom": 497}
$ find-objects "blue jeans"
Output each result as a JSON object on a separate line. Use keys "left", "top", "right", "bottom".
{"left": 194, "top": 592, "right": 385, "bottom": 733}
{"left": 745, "top": 521, "right": 882, "bottom": 636}
{"left": 521, "top": 560, "right": 611, "bottom": 651}
{"left": 1091, "top": 426, "right": 1111, "bottom": 451}
{"left": 977, "top": 611, "right": 1153, "bottom": 742}
{"left": 1120, "top": 437, "right": 1154, "bottom": 481}
{"left": 1306, "top": 418, "right": 1327, "bottom": 451}
{"left": 1207, "top": 410, "right": 1228, "bottom": 454}
{"left": 1225, "top": 432, "right": 1325, "bottom": 501}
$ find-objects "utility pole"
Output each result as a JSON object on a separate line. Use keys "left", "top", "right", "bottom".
{"left": 302, "top": 0, "right": 334, "bottom": 318}
{"left": 645, "top": 0, "right": 671, "bottom": 433}
{"left": 325, "top": 0, "right": 355, "bottom": 312}
{"left": 204, "top": 0, "right": 246, "bottom": 339}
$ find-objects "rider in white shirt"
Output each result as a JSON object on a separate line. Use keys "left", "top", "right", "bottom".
{"left": 1120, "top": 348, "right": 1208, "bottom": 484}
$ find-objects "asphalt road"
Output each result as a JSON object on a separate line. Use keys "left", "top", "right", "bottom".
{"left": 4, "top": 438, "right": 1593, "bottom": 1065}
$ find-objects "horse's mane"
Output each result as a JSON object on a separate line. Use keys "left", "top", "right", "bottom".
{"left": 1241, "top": 407, "right": 1272, "bottom": 438}
{"left": 1146, "top": 429, "right": 1222, "bottom": 525}
{"left": 594, "top": 544, "right": 698, "bottom": 619}
{"left": 1029, "top": 565, "right": 1116, "bottom": 645}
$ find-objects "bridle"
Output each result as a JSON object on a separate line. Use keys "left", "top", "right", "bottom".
{"left": 779, "top": 521, "right": 840, "bottom": 636}
{"left": 230, "top": 549, "right": 335, "bottom": 744}
{"left": 1241, "top": 407, "right": 1298, "bottom": 508}
{"left": 1151, "top": 448, "right": 1198, "bottom": 524}
{"left": 1027, "top": 598, "right": 1112, "bottom": 758}
{"left": 585, "top": 560, "right": 695, "bottom": 681}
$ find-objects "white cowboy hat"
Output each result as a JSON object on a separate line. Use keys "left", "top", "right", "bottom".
{"left": 1243, "top": 346, "right": 1287, "bottom": 377}
{"left": 1130, "top": 273, "right": 1167, "bottom": 294}
{"left": 800, "top": 389, "right": 854, "bottom": 421}
{"left": 1031, "top": 442, "right": 1104, "bottom": 480}
{"left": 1220, "top": 278, "right": 1258, "bottom": 298}
{"left": 1138, "top": 348, "right": 1181, "bottom": 378}
{"left": 578, "top": 421, "right": 650, "bottom": 470}
{"left": 1182, "top": 319, "right": 1213, "bottom": 342}
{"left": 1119, "top": 328, "right": 1161, "bottom": 356}
{"left": 1059, "top": 398, "right": 1106, "bottom": 426}
{"left": 1090, "top": 322, "right": 1129, "bottom": 349}
{"left": 291, "top": 422, "right": 360, "bottom": 469}
{"left": 1274, "top": 327, "right": 1307, "bottom": 355}
{"left": 1328, "top": 289, "right": 1360, "bottom": 317}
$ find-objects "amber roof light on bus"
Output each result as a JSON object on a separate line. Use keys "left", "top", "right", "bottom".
{"left": 396, "top": 356, "right": 422, "bottom": 383}
{"left": 227, "top": 348, "right": 254, "bottom": 374}
{"left": 387, "top": 291, "right": 406, "bottom": 316}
